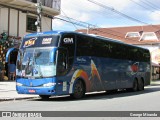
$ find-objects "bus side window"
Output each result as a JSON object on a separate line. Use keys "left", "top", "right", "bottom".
{"left": 57, "top": 48, "right": 68, "bottom": 76}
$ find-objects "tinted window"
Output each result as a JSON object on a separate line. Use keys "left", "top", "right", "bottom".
{"left": 76, "top": 34, "right": 150, "bottom": 62}
{"left": 57, "top": 49, "right": 68, "bottom": 76}
{"left": 26, "top": 15, "right": 37, "bottom": 32}
{"left": 60, "top": 34, "right": 75, "bottom": 70}
{"left": 76, "top": 35, "right": 93, "bottom": 56}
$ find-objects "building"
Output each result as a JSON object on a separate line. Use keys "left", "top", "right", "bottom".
{"left": 0, "top": 0, "right": 61, "bottom": 81}
{"left": 77, "top": 25, "right": 160, "bottom": 80}
{"left": 0, "top": 0, "right": 61, "bottom": 37}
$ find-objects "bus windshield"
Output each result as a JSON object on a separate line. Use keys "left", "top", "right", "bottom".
{"left": 16, "top": 47, "right": 56, "bottom": 78}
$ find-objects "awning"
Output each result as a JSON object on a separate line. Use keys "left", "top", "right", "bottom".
{"left": 152, "top": 62, "right": 160, "bottom": 67}
{"left": 5, "top": 48, "right": 18, "bottom": 62}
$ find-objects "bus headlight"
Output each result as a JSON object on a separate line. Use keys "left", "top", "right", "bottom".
{"left": 43, "top": 83, "right": 56, "bottom": 87}
{"left": 16, "top": 82, "right": 23, "bottom": 86}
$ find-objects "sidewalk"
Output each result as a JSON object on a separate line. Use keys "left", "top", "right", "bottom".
{"left": 0, "top": 81, "right": 38, "bottom": 101}
{"left": 0, "top": 80, "right": 160, "bottom": 101}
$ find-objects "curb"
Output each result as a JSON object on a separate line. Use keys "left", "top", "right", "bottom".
{"left": 0, "top": 97, "right": 38, "bottom": 102}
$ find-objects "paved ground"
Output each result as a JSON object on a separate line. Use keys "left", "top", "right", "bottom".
{"left": 0, "top": 81, "right": 38, "bottom": 101}
{"left": 0, "top": 80, "right": 159, "bottom": 101}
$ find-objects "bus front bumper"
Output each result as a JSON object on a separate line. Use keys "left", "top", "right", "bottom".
{"left": 16, "top": 85, "right": 57, "bottom": 95}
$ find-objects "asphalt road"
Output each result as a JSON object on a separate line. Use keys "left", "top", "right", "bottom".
{"left": 0, "top": 83, "right": 160, "bottom": 120}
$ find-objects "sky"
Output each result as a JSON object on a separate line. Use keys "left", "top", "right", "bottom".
{"left": 52, "top": 0, "right": 160, "bottom": 31}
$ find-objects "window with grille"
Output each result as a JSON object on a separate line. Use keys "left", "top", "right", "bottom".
{"left": 26, "top": 15, "right": 37, "bottom": 32}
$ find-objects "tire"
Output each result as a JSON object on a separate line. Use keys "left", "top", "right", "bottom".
{"left": 106, "top": 89, "right": 117, "bottom": 94}
{"left": 132, "top": 79, "right": 138, "bottom": 92}
{"left": 127, "top": 79, "right": 138, "bottom": 92}
{"left": 39, "top": 95, "right": 50, "bottom": 100}
{"left": 70, "top": 80, "right": 85, "bottom": 99}
{"left": 138, "top": 79, "right": 144, "bottom": 91}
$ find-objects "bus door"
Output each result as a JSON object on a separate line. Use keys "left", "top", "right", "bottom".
{"left": 56, "top": 48, "right": 69, "bottom": 94}
{"left": 56, "top": 34, "right": 76, "bottom": 94}
{"left": 56, "top": 48, "right": 68, "bottom": 76}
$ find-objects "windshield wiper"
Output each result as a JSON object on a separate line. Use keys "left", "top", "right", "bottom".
{"left": 25, "top": 57, "right": 32, "bottom": 74}
{"left": 38, "top": 66, "right": 43, "bottom": 78}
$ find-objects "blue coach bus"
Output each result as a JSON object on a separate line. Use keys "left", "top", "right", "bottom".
{"left": 16, "top": 31, "right": 151, "bottom": 99}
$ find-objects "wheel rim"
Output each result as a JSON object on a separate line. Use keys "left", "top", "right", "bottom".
{"left": 138, "top": 79, "right": 144, "bottom": 91}
{"left": 74, "top": 81, "right": 84, "bottom": 98}
{"left": 133, "top": 80, "right": 138, "bottom": 91}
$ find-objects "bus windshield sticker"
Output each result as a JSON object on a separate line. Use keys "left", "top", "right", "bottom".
{"left": 24, "top": 37, "right": 37, "bottom": 48}
{"left": 42, "top": 38, "right": 52, "bottom": 44}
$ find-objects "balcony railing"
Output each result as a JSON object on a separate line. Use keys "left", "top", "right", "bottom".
{"left": 0, "top": 0, "right": 61, "bottom": 16}
{"left": 25, "top": 0, "right": 61, "bottom": 11}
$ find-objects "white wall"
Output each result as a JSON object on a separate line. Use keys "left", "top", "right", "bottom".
{"left": 137, "top": 44, "right": 159, "bottom": 52}
{"left": 42, "top": 17, "right": 52, "bottom": 32}
{"left": 0, "top": 8, "right": 8, "bottom": 33}
{"left": 9, "top": 9, "right": 18, "bottom": 36}
{"left": 0, "top": 7, "right": 52, "bottom": 38}
{"left": 19, "top": 11, "right": 27, "bottom": 37}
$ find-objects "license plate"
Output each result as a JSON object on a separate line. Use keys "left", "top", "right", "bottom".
{"left": 28, "top": 90, "right": 36, "bottom": 93}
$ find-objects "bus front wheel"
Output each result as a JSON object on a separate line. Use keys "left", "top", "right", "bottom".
{"left": 39, "top": 95, "right": 51, "bottom": 100}
{"left": 70, "top": 80, "right": 85, "bottom": 99}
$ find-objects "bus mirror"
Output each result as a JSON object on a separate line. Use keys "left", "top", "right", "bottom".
{"left": 49, "top": 48, "right": 58, "bottom": 65}
{"left": 53, "top": 50, "right": 58, "bottom": 65}
{"left": 34, "top": 52, "right": 41, "bottom": 58}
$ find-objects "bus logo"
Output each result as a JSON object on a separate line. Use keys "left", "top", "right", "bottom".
{"left": 130, "top": 62, "right": 139, "bottom": 75}
{"left": 24, "top": 38, "right": 37, "bottom": 47}
{"left": 63, "top": 38, "right": 74, "bottom": 44}
{"left": 131, "top": 64, "right": 139, "bottom": 72}
{"left": 42, "top": 38, "right": 52, "bottom": 44}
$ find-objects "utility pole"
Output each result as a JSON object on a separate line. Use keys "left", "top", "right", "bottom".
{"left": 35, "top": 1, "right": 42, "bottom": 32}
{"left": 87, "top": 24, "right": 90, "bottom": 34}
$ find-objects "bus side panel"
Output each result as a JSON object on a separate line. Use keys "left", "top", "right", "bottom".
{"left": 73, "top": 57, "right": 131, "bottom": 92}
{"left": 56, "top": 73, "right": 74, "bottom": 95}
{"left": 67, "top": 57, "right": 151, "bottom": 94}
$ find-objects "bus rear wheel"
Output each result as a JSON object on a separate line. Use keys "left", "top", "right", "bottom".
{"left": 70, "top": 80, "right": 85, "bottom": 99}
{"left": 127, "top": 79, "right": 138, "bottom": 92}
{"left": 138, "top": 79, "right": 144, "bottom": 91}
{"left": 39, "top": 95, "right": 51, "bottom": 100}
{"left": 132, "top": 79, "right": 138, "bottom": 92}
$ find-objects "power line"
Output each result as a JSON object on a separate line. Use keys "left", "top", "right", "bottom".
{"left": 130, "top": 0, "right": 160, "bottom": 15}
{"left": 86, "top": 0, "right": 160, "bottom": 32}
{"left": 141, "top": 0, "right": 160, "bottom": 11}
{"left": 53, "top": 16, "right": 88, "bottom": 28}
{"left": 144, "top": 0, "right": 160, "bottom": 10}
{"left": 59, "top": 15, "right": 96, "bottom": 28}
{"left": 130, "top": 0, "right": 152, "bottom": 11}
{"left": 68, "top": 1, "right": 133, "bottom": 26}
{"left": 60, "top": 9, "right": 79, "bottom": 30}
{"left": 87, "top": 0, "right": 149, "bottom": 25}
{"left": 53, "top": 16, "right": 134, "bottom": 41}
{"left": 56, "top": 15, "right": 124, "bottom": 35}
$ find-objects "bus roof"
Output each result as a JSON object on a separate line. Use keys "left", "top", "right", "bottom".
{"left": 24, "top": 30, "right": 149, "bottom": 51}
{"left": 24, "top": 30, "right": 74, "bottom": 38}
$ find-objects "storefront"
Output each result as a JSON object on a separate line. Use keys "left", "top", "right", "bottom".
{"left": 151, "top": 49, "right": 160, "bottom": 80}
{"left": 0, "top": 32, "right": 20, "bottom": 81}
